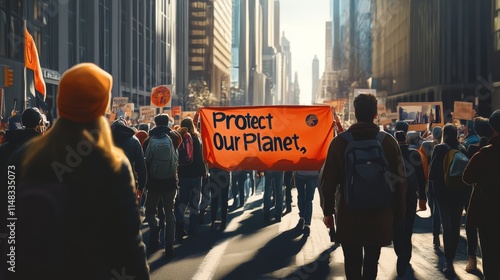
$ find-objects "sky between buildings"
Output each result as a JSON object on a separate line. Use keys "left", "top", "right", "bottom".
{"left": 280, "top": 0, "right": 331, "bottom": 105}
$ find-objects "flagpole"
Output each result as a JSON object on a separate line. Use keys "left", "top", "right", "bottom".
{"left": 23, "top": 20, "right": 27, "bottom": 111}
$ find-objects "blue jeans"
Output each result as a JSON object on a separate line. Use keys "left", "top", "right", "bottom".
{"left": 295, "top": 174, "right": 318, "bottom": 225}
{"left": 175, "top": 177, "right": 202, "bottom": 234}
{"left": 263, "top": 171, "right": 284, "bottom": 220}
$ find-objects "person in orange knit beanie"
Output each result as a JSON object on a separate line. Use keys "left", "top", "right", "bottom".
{"left": 13, "top": 63, "right": 150, "bottom": 279}
{"left": 57, "top": 62, "right": 112, "bottom": 123}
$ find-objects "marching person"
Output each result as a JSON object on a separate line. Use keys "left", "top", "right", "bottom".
{"left": 320, "top": 93, "right": 407, "bottom": 280}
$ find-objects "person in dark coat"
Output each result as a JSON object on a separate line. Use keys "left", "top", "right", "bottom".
{"left": 428, "top": 123, "right": 469, "bottom": 276}
{"left": 393, "top": 131, "right": 427, "bottom": 277}
{"left": 320, "top": 93, "right": 407, "bottom": 280}
{"left": 10, "top": 63, "right": 150, "bottom": 280}
{"left": 142, "top": 113, "right": 180, "bottom": 258}
{"left": 463, "top": 110, "right": 500, "bottom": 280}
{"left": 175, "top": 117, "right": 208, "bottom": 239}
{"left": 111, "top": 118, "right": 147, "bottom": 197}
{"left": 463, "top": 116, "right": 493, "bottom": 272}
{"left": 0, "top": 107, "right": 43, "bottom": 173}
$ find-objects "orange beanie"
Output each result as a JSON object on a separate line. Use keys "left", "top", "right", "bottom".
{"left": 57, "top": 63, "right": 112, "bottom": 123}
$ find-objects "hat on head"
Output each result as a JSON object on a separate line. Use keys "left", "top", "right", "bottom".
{"left": 21, "top": 107, "right": 42, "bottom": 129}
{"left": 57, "top": 63, "right": 112, "bottom": 123}
{"left": 432, "top": 126, "right": 442, "bottom": 140}
{"left": 395, "top": 121, "right": 409, "bottom": 134}
{"left": 395, "top": 130, "right": 407, "bottom": 144}
{"left": 488, "top": 109, "right": 500, "bottom": 132}
{"left": 154, "top": 113, "right": 170, "bottom": 126}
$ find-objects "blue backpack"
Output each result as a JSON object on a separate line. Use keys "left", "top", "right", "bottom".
{"left": 340, "top": 131, "right": 394, "bottom": 211}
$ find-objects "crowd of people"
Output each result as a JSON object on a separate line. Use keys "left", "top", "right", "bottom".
{"left": 320, "top": 93, "right": 500, "bottom": 279}
{"left": 0, "top": 63, "right": 499, "bottom": 280}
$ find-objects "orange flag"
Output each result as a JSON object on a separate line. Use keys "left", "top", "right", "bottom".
{"left": 24, "top": 25, "right": 46, "bottom": 99}
{"left": 200, "top": 105, "right": 334, "bottom": 171}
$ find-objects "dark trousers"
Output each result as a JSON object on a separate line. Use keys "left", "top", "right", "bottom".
{"left": 341, "top": 243, "right": 382, "bottom": 280}
{"left": 437, "top": 188, "right": 467, "bottom": 262}
{"left": 145, "top": 184, "right": 177, "bottom": 247}
{"left": 393, "top": 194, "right": 417, "bottom": 264}
{"left": 284, "top": 171, "right": 294, "bottom": 211}
{"left": 209, "top": 169, "right": 230, "bottom": 225}
{"left": 479, "top": 223, "right": 500, "bottom": 280}
{"left": 231, "top": 171, "right": 247, "bottom": 207}
{"left": 428, "top": 193, "right": 442, "bottom": 238}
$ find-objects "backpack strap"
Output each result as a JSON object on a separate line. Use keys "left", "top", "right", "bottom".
{"left": 339, "top": 131, "right": 354, "bottom": 143}
{"left": 376, "top": 131, "right": 387, "bottom": 143}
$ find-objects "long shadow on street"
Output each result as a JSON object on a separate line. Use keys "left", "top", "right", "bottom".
{"left": 219, "top": 227, "right": 308, "bottom": 280}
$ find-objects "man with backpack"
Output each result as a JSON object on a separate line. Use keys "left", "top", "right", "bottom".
{"left": 143, "top": 113, "right": 181, "bottom": 258}
{"left": 319, "top": 93, "right": 407, "bottom": 280}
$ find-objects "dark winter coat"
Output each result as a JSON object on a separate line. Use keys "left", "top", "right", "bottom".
{"left": 177, "top": 133, "right": 207, "bottom": 178}
{"left": 111, "top": 123, "right": 147, "bottom": 191}
{"left": 399, "top": 143, "right": 427, "bottom": 201}
{"left": 9, "top": 143, "right": 150, "bottom": 280}
{"left": 0, "top": 129, "right": 41, "bottom": 173}
{"left": 319, "top": 122, "right": 407, "bottom": 247}
{"left": 463, "top": 134, "right": 500, "bottom": 227}
{"left": 428, "top": 142, "right": 468, "bottom": 198}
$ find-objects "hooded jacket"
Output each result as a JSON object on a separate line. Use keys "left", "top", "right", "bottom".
{"left": 111, "top": 123, "right": 147, "bottom": 191}
{"left": 319, "top": 122, "right": 407, "bottom": 246}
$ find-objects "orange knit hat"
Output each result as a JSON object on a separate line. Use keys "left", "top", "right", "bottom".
{"left": 57, "top": 63, "right": 112, "bottom": 123}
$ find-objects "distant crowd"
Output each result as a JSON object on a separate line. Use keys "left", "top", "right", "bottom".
{"left": 1, "top": 63, "right": 499, "bottom": 280}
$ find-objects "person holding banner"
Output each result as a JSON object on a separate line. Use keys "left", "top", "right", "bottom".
{"left": 294, "top": 170, "right": 320, "bottom": 236}
{"left": 263, "top": 171, "right": 285, "bottom": 223}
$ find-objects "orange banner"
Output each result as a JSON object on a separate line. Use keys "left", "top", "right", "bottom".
{"left": 24, "top": 25, "right": 46, "bottom": 98}
{"left": 200, "top": 105, "right": 334, "bottom": 171}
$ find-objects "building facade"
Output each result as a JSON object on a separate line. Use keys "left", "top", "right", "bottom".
{"left": 0, "top": 0, "right": 177, "bottom": 123}
{"left": 373, "top": 0, "right": 493, "bottom": 118}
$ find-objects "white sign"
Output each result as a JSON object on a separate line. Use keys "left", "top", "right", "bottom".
{"left": 139, "top": 106, "right": 156, "bottom": 121}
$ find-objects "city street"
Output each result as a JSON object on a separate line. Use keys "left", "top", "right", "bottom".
{"left": 142, "top": 184, "right": 484, "bottom": 280}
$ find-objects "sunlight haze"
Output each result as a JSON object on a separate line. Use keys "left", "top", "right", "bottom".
{"left": 280, "top": 0, "right": 331, "bottom": 105}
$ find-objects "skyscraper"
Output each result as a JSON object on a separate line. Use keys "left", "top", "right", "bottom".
{"left": 312, "top": 55, "right": 319, "bottom": 104}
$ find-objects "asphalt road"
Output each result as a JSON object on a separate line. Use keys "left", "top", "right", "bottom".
{"left": 142, "top": 185, "right": 484, "bottom": 280}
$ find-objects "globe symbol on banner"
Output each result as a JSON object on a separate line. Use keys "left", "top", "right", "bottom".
{"left": 152, "top": 86, "right": 171, "bottom": 107}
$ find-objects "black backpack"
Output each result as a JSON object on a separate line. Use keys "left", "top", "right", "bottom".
{"left": 340, "top": 131, "right": 394, "bottom": 211}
